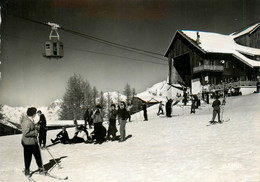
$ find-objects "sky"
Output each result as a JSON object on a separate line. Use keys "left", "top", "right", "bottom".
{"left": 0, "top": 0, "right": 260, "bottom": 107}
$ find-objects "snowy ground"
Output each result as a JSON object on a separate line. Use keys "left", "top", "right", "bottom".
{"left": 1, "top": 94, "right": 260, "bottom": 182}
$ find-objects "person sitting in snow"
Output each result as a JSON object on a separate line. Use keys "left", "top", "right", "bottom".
{"left": 210, "top": 95, "right": 222, "bottom": 124}
{"left": 70, "top": 125, "right": 91, "bottom": 144}
{"left": 51, "top": 127, "right": 70, "bottom": 144}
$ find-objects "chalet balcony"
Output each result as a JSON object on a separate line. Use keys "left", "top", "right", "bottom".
{"left": 209, "top": 81, "right": 257, "bottom": 90}
{"left": 193, "top": 65, "right": 224, "bottom": 73}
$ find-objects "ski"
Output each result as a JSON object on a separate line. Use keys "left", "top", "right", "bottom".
{"left": 206, "top": 119, "right": 230, "bottom": 127}
{"left": 22, "top": 171, "right": 36, "bottom": 182}
{"left": 34, "top": 172, "right": 68, "bottom": 180}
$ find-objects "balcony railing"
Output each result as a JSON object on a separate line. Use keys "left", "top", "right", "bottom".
{"left": 193, "top": 65, "right": 224, "bottom": 73}
{"left": 208, "top": 81, "right": 257, "bottom": 90}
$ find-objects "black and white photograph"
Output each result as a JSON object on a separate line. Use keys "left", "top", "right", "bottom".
{"left": 0, "top": 0, "right": 260, "bottom": 181}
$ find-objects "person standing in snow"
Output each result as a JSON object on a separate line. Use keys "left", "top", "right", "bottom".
{"left": 190, "top": 96, "right": 196, "bottom": 114}
{"left": 84, "top": 108, "right": 92, "bottom": 129}
{"left": 92, "top": 104, "right": 106, "bottom": 144}
{"left": 36, "top": 110, "right": 47, "bottom": 148}
{"left": 210, "top": 95, "right": 222, "bottom": 124}
{"left": 157, "top": 101, "right": 164, "bottom": 115}
{"left": 142, "top": 103, "right": 148, "bottom": 121}
{"left": 21, "top": 107, "right": 45, "bottom": 176}
{"left": 165, "top": 97, "right": 173, "bottom": 117}
{"left": 118, "top": 101, "right": 129, "bottom": 142}
{"left": 107, "top": 104, "right": 118, "bottom": 141}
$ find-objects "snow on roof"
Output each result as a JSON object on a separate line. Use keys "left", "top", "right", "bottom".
{"left": 181, "top": 29, "right": 260, "bottom": 68}
{"left": 231, "top": 23, "right": 260, "bottom": 38}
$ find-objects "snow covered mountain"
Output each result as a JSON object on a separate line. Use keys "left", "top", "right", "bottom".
{"left": 0, "top": 80, "right": 181, "bottom": 129}
{"left": 0, "top": 99, "right": 62, "bottom": 129}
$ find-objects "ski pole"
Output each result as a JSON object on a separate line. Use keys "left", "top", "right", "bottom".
{"left": 45, "top": 147, "right": 62, "bottom": 169}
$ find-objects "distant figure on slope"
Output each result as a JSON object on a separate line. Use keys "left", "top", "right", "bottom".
{"left": 190, "top": 97, "right": 196, "bottom": 114}
{"left": 20, "top": 107, "right": 45, "bottom": 176}
{"left": 157, "top": 101, "right": 164, "bottom": 116}
{"left": 92, "top": 104, "right": 107, "bottom": 144}
{"left": 142, "top": 103, "right": 148, "bottom": 121}
{"left": 210, "top": 95, "right": 222, "bottom": 124}
{"left": 182, "top": 90, "right": 188, "bottom": 106}
{"left": 36, "top": 110, "right": 47, "bottom": 148}
{"left": 118, "top": 101, "right": 129, "bottom": 142}
{"left": 165, "top": 97, "right": 173, "bottom": 117}
{"left": 51, "top": 127, "right": 70, "bottom": 144}
{"left": 107, "top": 104, "right": 118, "bottom": 141}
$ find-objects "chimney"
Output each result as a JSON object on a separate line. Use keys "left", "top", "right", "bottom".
{"left": 196, "top": 32, "right": 201, "bottom": 44}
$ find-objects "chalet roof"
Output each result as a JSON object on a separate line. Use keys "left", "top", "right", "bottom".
{"left": 165, "top": 23, "right": 260, "bottom": 68}
{"left": 231, "top": 23, "right": 260, "bottom": 38}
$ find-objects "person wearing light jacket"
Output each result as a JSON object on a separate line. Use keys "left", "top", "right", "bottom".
{"left": 21, "top": 107, "right": 45, "bottom": 176}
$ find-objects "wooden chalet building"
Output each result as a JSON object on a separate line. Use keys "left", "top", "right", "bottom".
{"left": 165, "top": 23, "right": 260, "bottom": 94}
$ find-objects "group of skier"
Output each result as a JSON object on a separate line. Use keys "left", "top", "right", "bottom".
{"left": 51, "top": 101, "right": 130, "bottom": 145}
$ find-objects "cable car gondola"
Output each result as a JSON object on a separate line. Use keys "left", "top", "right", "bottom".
{"left": 43, "top": 22, "right": 64, "bottom": 59}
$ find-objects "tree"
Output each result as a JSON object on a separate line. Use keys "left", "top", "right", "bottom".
{"left": 59, "top": 74, "right": 87, "bottom": 120}
{"left": 92, "top": 86, "right": 99, "bottom": 107}
{"left": 123, "top": 83, "right": 132, "bottom": 105}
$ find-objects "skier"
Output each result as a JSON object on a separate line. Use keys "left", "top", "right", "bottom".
{"left": 20, "top": 107, "right": 46, "bottom": 176}
{"left": 157, "top": 101, "right": 164, "bottom": 115}
{"left": 92, "top": 104, "right": 106, "bottom": 144}
{"left": 107, "top": 104, "right": 118, "bottom": 141}
{"left": 51, "top": 127, "right": 70, "bottom": 144}
{"left": 210, "top": 95, "right": 222, "bottom": 124}
{"left": 36, "top": 110, "right": 47, "bottom": 148}
{"left": 142, "top": 103, "right": 148, "bottom": 121}
{"left": 118, "top": 101, "right": 129, "bottom": 142}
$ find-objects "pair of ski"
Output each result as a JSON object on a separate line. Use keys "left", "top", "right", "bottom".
{"left": 206, "top": 119, "right": 230, "bottom": 127}
{"left": 24, "top": 171, "right": 68, "bottom": 182}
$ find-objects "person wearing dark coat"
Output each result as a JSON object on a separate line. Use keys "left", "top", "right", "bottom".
{"left": 165, "top": 97, "right": 173, "bottom": 117}
{"left": 84, "top": 108, "right": 92, "bottom": 129}
{"left": 118, "top": 102, "right": 129, "bottom": 142}
{"left": 190, "top": 97, "right": 196, "bottom": 114}
{"left": 142, "top": 103, "right": 148, "bottom": 121}
{"left": 21, "top": 107, "right": 45, "bottom": 176}
{"left": 107, "top": 104, "right": 118, "bottom": 141}
{"left": 51, "top": 127, "right": 70, "bottom": 144}
{"left": 92, "top": 104, "right": 106, "bottom": 144}
{"left": 211, "top": 95, "right": 222, "bottom": 123}
{"left": 36, "top": 110, "right": 47, "bottom": 148}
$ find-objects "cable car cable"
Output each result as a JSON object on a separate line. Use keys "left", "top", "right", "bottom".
{"left": 4, "top": 11, "right": 167, "bottom": 61}
{"left": 1, "top": 33, "right": 168, "bottom": 66}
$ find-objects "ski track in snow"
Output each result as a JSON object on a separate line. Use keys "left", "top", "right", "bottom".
{"left": 1, "top": 94, "right": 260, "bottom": 182}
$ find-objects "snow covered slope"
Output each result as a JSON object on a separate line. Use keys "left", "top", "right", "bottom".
{"left": 1, "top": 93, "right": 260, "bottom": 182}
